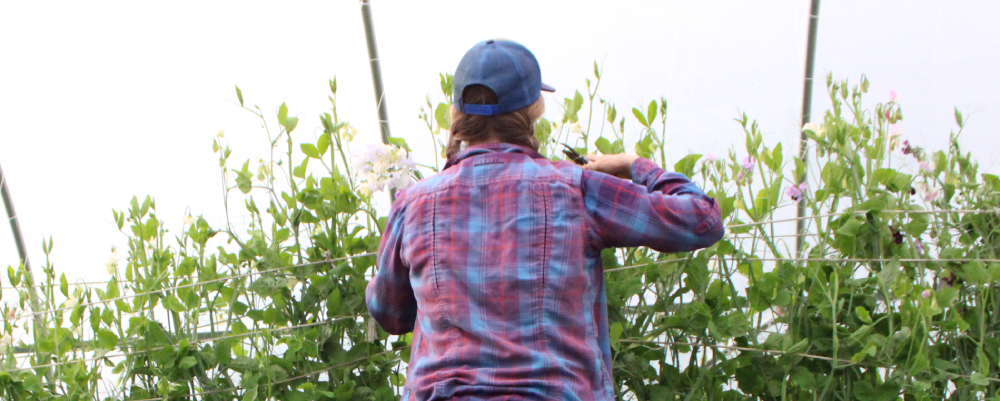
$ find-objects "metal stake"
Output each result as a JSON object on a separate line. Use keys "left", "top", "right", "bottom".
{"left": 796, "top": 0, "right": 821, "bottom": 257}
{"left": 360, "top": 0, "right": 392, "bottom": 146}
{"left": 1, "top": 162, "right": 51, "bottom": 373}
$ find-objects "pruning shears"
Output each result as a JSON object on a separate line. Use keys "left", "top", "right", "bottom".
{"left": 561, "top": 143, "right": 589, "bottom": 166}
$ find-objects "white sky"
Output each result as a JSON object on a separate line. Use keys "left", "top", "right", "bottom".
{"left": 1, "top": 0, "right": 998, "bottom": 285}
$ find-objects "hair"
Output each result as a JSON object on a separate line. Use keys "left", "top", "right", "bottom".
{"left": 445, "top": 85, "right": 545, "bottom": 159}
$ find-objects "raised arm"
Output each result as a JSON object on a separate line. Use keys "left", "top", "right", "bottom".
{"left": 365, "top": 191, "right": 417, "bottom": 335}
{"left": 582, "top": 154, "right": 723, "bottom": 253}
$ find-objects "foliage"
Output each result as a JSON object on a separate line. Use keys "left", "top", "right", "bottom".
{"left": 2, "top": 66, "right": 999, "bottom": 401}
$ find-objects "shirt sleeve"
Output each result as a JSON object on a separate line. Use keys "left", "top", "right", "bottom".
{"left": 582, "top": 158, "right": 724, "bottom": 253}
{"left": 365, "top": 190, "right": 417, "bottom": 335}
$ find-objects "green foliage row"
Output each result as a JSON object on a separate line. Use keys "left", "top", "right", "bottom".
{"left": 1, "top": 66, "right": 999, "bottom": 401}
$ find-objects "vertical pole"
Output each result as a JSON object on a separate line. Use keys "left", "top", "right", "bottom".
{"left": 360, "top": 0, "right": 392, "bottom": 146}
{"left": 796, "top": 0, "right": 821, "bottom": 257}
{"left": 0, "top": 162, "right": 50, "bottom": 370}
{"left": 359, "top": 0, "right": 391, "bottom": 342}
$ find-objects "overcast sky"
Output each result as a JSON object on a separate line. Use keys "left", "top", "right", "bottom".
{"left": 1, "top": 0, "right": 998, "bottom": 285}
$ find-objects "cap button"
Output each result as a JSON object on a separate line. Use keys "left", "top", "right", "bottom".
{"left": 486, "top": 39, "right": 494, "bottom": 44}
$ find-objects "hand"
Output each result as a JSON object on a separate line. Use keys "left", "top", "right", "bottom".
{"left": 583, "top": 153, "right": 640, "bottom": 179}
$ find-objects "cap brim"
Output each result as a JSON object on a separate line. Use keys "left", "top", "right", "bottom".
{"left": 541, "top": 83, "right": 556, "bottom": 92}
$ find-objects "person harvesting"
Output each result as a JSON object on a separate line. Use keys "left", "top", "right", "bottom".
{"left": 367, "top": 39, "right": 724, "bottom": 400}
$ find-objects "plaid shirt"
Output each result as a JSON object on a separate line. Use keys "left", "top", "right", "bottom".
{"left": 367, "top": 143, "right": 723, "bottom": 400}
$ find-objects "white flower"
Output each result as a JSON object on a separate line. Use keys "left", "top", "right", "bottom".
{"left": 570, "top": 123, "right": 584, "bottom": 134}
{"left": 106, "top": 250, "right": 120, "bottom": 275}
{"left": 923, "top": 190, "right": 940, "bottom": 202}
{"left": 919, "top": 161, "right": 934, "bottom": 173}
{"left": 915, "top": 182, "right": 940, "bottom": 202}
{"left": 182, "top": 214, "right": 197, "bottom": 227}
{"left": 216, "top": 129, "right": 225, "bottom": 138}
{"left": 0, "top": 334, "right": 12, "bottom": 353}
{"left": 388, "top": 171, "right": 413, "bottom": 192}
{"left": 352, "top": 142, "right": 415, "bottom": 195}
{"left": 802, "top": 122, "right": 825, "bottom": 137}
{"left": 340, "top": 124, "right": 358, "bottom": 143}
{"left": 63, "top": 297, "right": 79, "bottom": 309}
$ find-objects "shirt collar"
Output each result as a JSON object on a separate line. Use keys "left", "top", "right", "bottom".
{"left": 444, "top": 142, "right": 546, "bottom": 170}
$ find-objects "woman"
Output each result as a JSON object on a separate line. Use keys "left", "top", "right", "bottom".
{"left": 367, "top": 39, "right": 724, "bottom": 401}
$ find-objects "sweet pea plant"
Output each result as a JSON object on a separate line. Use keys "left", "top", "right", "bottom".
{"left": 1, "top": 66, "right": 999, "bottom": 401}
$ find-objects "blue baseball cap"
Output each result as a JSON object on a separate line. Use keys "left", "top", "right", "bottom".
{"left": 453, "top": 39, "right": 555, "bottom": 116}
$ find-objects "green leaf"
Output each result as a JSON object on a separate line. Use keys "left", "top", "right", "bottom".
{"left": 106, "top": 276, "right": 119, "bottom": 299}
{"left": 593, "top": 61, "right": 600, "bottom": 78}
{"left": 673, "top": 154, "right": 702, "bottom": 178}
{"left": 960, "top": 260, "right": 989, "bottom": 285}
{"left": 163, "top": 295, "right": 188, "bottom": 313}
{"left": 595, "top": 137, "right": 613, "bottom": 155}
{"left": 632, "top": 107, "right": 649, "bottom": 127}
{"left": 278, "top": 102, "right": 288, "bottom": 126}
{"left": 7, "top": 266, "right": 18, "bottom": 286}
{"left": 388, "top": 137, "right": 411, "bottom": 152}
{"left": 389, "top": 373, "right": 406, "bottom": 387}
{"left": 609, "top": 322, "right": 623, "bottom": 351}
{"left": 794, "top": 157, "right": 806, "bottom": 181}
{"left": 905, "top": 210, "right": 929, "bottom": 236}
{"left": 329, "top": 77, "right": 337, "bottom": 95}
{"left": 790, "top": 366, "right": 815, "bottom": 389}
{"left": 243, "top": 387, "right": 258, "bottom": 401}
{"left": 21, "top": 374, "right": 40, "bottom": 392}
{"left": 435, "top": 103, "right": 451, "bottom": 130}
{"left": 317, "top": 133, "right": 330, "bottom": 156}
{"left": 60, "top": 273, "right": 68, "bottom": 297}
{"left": 293, "top": 157, "right": 309, "bottom": 179}
{"left": 179, "top": 356, "right": 198, "bottom": 369}
{"left": 771, "top": 142, "right": 783, "bottom": 170}
{"left": 284, "top": 116, "right": 299, "bottom": 133}
{"left": 301, "top": 143, "right": 320, "bottom": 159}
{"left": 851, "top": 344, "right": 877, "bottom": 363}
{"left": 235, "top": 85, "right": 244, "bottom": 107}
{"left": 970, "top": 372, "right": 989, "bottom": 386}
{"left": 328, "top": 287, "right": 342, "bottom": 315}
{"left": 955, "top": 107, "right": 964, "bottom": 128}
{"left": 647, "top": 100, "right": 658, "bottom": 126}
{"left": 97, "top": 329, "right": 119, "bottom": 349}
{"left": 855, "top": 306, "right": 873, "bottom": 324}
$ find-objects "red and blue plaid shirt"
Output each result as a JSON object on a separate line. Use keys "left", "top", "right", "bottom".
{"left": 367, "top": 143, "right": 723, "bottom": 400}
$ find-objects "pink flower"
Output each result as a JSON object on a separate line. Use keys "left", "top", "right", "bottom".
{"left": 737, "top": 171, "right": 745, "bottom": 181}
{"left": 921, "top": 289, "right": 931, "bottom": 299}
{"left": 890, "top": 124, "right": 901, "bottom": 136}
{"left": 919, "top": 161, "right": 934, "bottom": 173}
{"left": 915, "top": 239, "right": 925, "bottom": 254}
{"left": 785, "top": 182, "right": 808, "bottom": 202}
{"left": 786, "top": 185, "right": 802, "bottom": 201}
{"left": 901, "top": 140, "right": 912, "bottom": 155}
{"left": 703, "top": 154, "right": 717, "bottom": 163}
{"left": 923, "top": 189, "right": 940, "bottom": 202}
{"left": 741, "top": 156, "right": 755, "bottom": 173}
{"left": 890, "top": 90, "right": 898, "bottom": 102}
